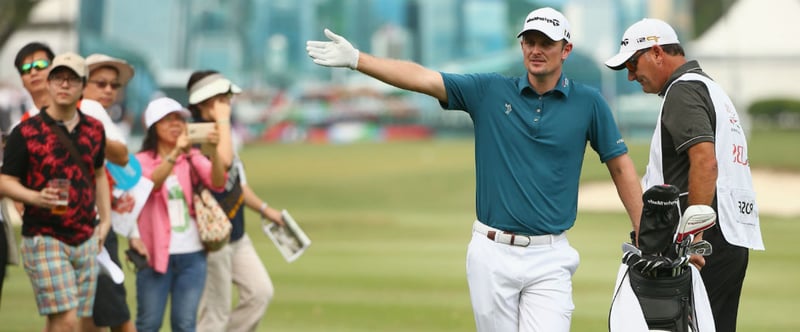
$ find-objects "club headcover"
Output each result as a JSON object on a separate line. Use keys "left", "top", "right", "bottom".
{"left": 676, "top": 204, "right": 716, "bottom": 242}
{"left": 638, "top": 184, "right": 680, "bottom": 256}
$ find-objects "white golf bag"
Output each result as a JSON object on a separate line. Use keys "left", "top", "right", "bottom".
{"left": 608, "top": 185, "right": 716, "bottom": 332}
{"left": 609, "top": 263, "right": 715, "bottom": 331}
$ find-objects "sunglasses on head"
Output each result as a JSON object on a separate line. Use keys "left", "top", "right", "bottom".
{"left": 89, "top": 80, "right": 122, "bottom": 90}
{"left": 20, "top": 59, "right": 50, "bottom": 74}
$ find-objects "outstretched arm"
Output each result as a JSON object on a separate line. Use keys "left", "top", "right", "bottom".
{"left": 306, "top": 29, "right": 448, "bottom": 102}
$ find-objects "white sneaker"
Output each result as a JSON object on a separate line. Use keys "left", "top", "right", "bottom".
{"left": 97, "top": 247, "right": 125, "bottom": 284}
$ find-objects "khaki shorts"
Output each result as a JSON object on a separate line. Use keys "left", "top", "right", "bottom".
{"left": 21, "top": 235, "right": 99, "bottom": 316}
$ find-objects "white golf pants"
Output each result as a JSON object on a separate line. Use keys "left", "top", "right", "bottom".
{"left": 466, "top": 226, "right": 579, "bottom": 332}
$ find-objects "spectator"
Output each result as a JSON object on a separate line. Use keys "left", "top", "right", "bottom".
{"left": 0, "top": 52, "right": 111, "bottom": 331}
{"left": 129, "top": 97, "right": 225, "bottom": 332}
{"left": 187, "top": 71, "right": 284, "bottom": 332}
{"left": 83, "top": 53, "right": 134, "bottom": 166}
{"left": 13, "top": 42, "right": 55, "bottom": 124}
{"left": 81, "top": 53, "right": 137, "bottom": 332}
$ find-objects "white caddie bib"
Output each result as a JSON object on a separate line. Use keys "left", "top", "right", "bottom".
{"left": 643, "top": 73, "right": 764, "bottom": 250}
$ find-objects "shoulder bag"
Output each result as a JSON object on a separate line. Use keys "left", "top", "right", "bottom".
{"left": 188, "top": 156, "right": 231, "bottom": 251}
{"left": 45, "top": 117, "right": 92, "bottom": 179}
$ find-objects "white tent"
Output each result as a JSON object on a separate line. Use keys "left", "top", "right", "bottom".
{"left": 689, "top": 0, "right": 800, "bottom": 110}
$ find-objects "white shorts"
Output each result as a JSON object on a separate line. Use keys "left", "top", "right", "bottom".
{"left": 466, "top": 222, "right": 579, "bottom": 332}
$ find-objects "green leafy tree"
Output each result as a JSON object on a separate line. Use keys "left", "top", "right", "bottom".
{"left": 0, "top": 0, "right": 42, "bottom": 49}
{"left": 692, "top": 0, "right": 737, "bottom": 37}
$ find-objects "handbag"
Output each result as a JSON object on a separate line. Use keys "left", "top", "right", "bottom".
{"left": 1, "top": 198, "right": 20, "bottom": 266}
{"left": 188, "top": 156, "right": 231, "bottom": 252}
{"left": 124, "top": 248, "right": 149, "bottom": 271}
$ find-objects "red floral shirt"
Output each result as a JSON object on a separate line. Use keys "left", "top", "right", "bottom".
{"left": 1, "top": 108, "right": 106, "bottom": 245}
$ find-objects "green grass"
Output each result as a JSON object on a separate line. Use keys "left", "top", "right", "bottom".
{"left": 748, "top": 128, "right": 800, "bottom": 171}
{"left": 1, "top": 129, "right": 798, "bottom": 331}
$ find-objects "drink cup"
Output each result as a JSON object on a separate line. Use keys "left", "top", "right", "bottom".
{"left": 48, "top": 178, "right": 70, "bottom": 215}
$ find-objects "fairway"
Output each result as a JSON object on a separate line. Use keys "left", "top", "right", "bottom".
{"left": 1, "top": 136, "right": 798, "bottom": 331}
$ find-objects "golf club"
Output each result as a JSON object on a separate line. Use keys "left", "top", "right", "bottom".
{"left": 672, "top": 205, "right": 716, "bottom": 275}
{"left": 687, "top": 240, "right": 713, "bottom": 256}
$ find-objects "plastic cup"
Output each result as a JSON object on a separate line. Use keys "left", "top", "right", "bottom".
{"left": 48, "top": 178, "right": 70, "bottom": 215}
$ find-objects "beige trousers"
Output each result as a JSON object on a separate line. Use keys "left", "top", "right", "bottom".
{"left": 197, "top": 234, "right": 274, "bottom": 332}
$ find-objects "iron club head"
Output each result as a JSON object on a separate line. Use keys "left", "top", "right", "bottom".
{"left": 687, "top": 240, "right": 713, "bottom": 256}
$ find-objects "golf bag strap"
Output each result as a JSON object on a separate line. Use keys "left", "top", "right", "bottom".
{"left": 45, "top": 116, "right": 91, "bottom": 181}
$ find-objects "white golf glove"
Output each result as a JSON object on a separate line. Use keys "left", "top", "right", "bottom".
{"left": 306, "top": 29, "right": 360, "bottom": 70}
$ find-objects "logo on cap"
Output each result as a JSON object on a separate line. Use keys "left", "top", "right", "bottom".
{"left": 528, "top": 16, "right": 560, "bottom": 27}
{"left": 634, "top": 36, "right": 661, "bottom": 44}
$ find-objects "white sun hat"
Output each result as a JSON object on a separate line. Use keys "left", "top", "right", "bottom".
{"left": 143, "top": 97, "right": 191, "bottom": 129}
{"left": 188, "top": 73, "right": 242, "bottom": 105}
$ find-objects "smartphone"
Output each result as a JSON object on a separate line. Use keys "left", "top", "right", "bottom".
{"left": 187, "top": 123, "right": 215, "bottom": 144}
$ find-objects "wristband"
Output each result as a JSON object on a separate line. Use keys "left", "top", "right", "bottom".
{"left": 166, "top": 156, "right": 176, "bottom": 164}
{"left": 260, "top": 202, "right": 268, "bottom": 214}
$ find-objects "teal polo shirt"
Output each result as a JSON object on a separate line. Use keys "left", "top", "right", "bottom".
{"left": 441, "top": 72, "right": 628, "bottom": 235}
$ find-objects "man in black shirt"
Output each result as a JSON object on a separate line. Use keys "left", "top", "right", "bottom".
{"left": 606, "top": 18, "right": 765, "bottom": 332}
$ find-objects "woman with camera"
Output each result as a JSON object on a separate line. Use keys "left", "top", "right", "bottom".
{"left": 129, "top": 97, "right": 226, "bottom": 332}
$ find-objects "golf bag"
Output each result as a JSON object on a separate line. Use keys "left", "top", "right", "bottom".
{"left": 628, "top": 267, "right": 693, "bottom": 331}
{"left": 609, "top": 263, "right": 714, "bottom": 332}
{"left": 609, "top": 184, "right": 715, "bottom": 332}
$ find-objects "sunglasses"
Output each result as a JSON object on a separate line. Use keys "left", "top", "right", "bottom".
{"left": 625, "top": 48, "right": 651, "bottom": 72}
{"left": 20, "top": 59, "right": 50, "bottom": 74}
{"left": 89, "top": 80, "right": 122, "bottom": 90}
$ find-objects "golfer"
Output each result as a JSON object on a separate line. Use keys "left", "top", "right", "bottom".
{"left": 307, "top": 7, "right": 643, "bottom": 332}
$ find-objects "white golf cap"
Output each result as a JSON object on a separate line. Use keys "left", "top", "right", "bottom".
{"left": 188, "top": 73, "right": 242, "bottom": 105}
{"left": 516, "top": 7, "right": 571, "bottom": 42}
{"left": 86, "top": 53, "right": 135, "bottom": 85}
{"left": 605, "top": 18, "right": 680, "bottom": 70}
{"left": 143, "top": 97, "right": 191, "bottom": 129}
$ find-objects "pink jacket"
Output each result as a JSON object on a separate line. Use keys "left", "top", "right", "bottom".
{"left": 135, "top": 149, "right": 225, "bottom": 273}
